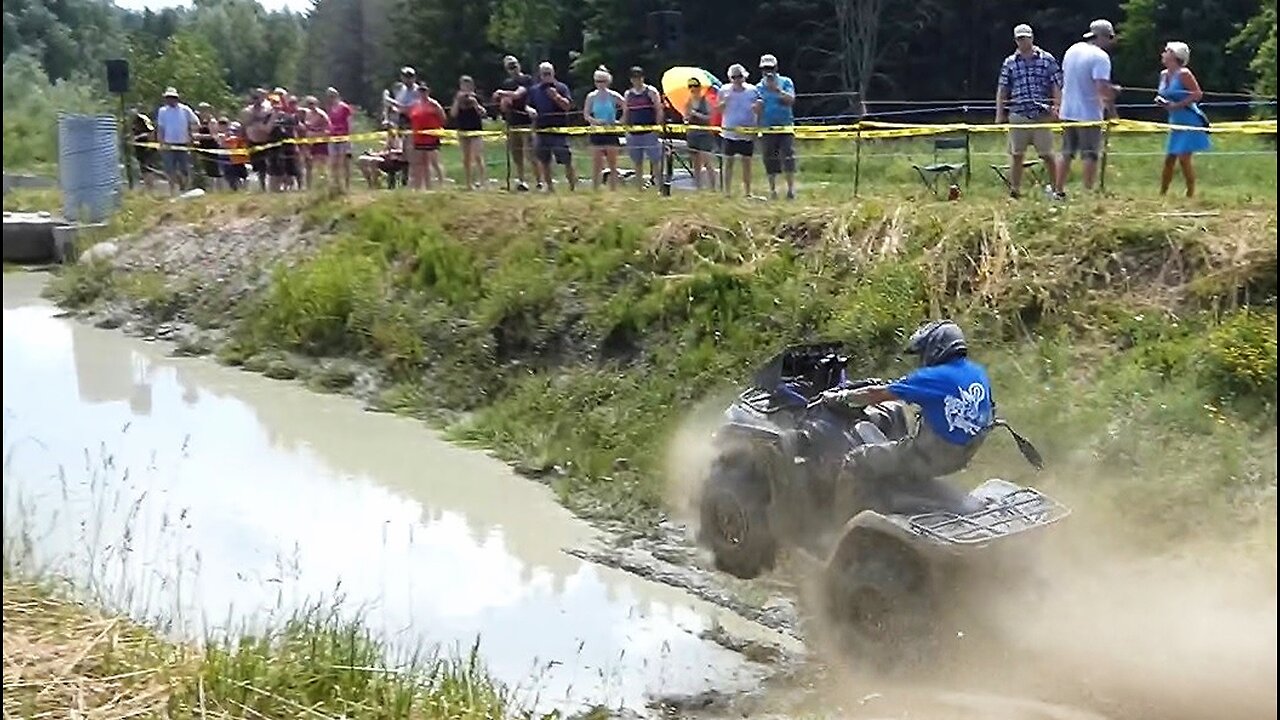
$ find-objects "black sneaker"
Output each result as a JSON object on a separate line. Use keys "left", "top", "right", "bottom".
{"left": 1009, "top": 189, "right": 1022, "bottom": 199}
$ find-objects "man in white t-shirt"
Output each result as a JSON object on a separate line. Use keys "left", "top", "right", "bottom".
{"left": 1056, "top": 19, "right": 1120, "bottom": 196}
{"left": 154, "top": 86, "right": 199, "bottom": 194}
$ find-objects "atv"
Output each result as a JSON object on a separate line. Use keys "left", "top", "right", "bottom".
{"left": 695, "top": 342, "right": 1069, "bottom": 666}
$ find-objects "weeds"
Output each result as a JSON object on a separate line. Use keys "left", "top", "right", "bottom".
{"left": 2, "top": 577, "right": 520, "bottom": 720}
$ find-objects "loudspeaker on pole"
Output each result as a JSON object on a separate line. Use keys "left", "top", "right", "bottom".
{"left": 105, "top": 59, "right": 130, "bottom": 94}
{"left": 646, "top": 11, "right": 684, "bottom": 56}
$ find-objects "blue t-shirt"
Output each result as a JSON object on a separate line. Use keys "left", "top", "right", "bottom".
{"left": 755, "top": 74, "right": 795, "bottom": 128}
{"left": 888, "top": 358, "right": 994, "bottom": 446}
{"left": 528, "top": 80, "right": 572, "bottom": 128}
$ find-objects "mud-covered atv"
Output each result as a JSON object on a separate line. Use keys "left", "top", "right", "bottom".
{"left": 696, "top": 343, "right": 1068, "bottom": 666}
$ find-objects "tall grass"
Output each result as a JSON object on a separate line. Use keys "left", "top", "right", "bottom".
{"left": 3, "top": 576, "right": 522, "bottom": 719}
{"left": 1, "top": 442, "right": 529, "bottom": 720}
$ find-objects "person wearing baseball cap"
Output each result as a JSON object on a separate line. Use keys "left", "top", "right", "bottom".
{"left": 492, "top": 55, "right": 535, "bottom": 191}
{"left": 996, "top": 23, "right": 1062, "bottom": 198}
{"left": 753, "top": 52, "right": 797, "bottom": 199}
{"left": 1056, "top": 18, "right": 1120, "bottom": 197}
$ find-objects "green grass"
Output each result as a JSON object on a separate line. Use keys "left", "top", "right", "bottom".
{"left": 2, "top": 575, "right": 523, "bottom": 719}
{"left": 293, "top": 130, "right": 1278, "bottom": 204}
{"left": 42, "top": 188, "right": 1278, "bottom": 544}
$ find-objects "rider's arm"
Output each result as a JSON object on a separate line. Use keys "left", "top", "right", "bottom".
{"left": 825, "top": 384, "right": 897, "bottom": 408}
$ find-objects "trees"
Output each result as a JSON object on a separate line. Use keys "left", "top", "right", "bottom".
{"left": 128, "top": 32, "right": 236, "bottom": 112}
{"left": 1117, "top": 0, "right": 1260, "bottom": 92}
{"left": 1229, "top": 0, "right": 1277, "bottom": 102}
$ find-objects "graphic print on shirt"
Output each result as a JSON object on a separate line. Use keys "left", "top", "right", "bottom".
{"left": 944, "top": 382, "right": 991, "bottom": 437}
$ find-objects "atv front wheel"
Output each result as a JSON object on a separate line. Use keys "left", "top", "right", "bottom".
{"left": 697, "top": 454, "right": 777, "bottom": 580}
{"left": 822, "top": 530, "right": 935, "bottom": 672}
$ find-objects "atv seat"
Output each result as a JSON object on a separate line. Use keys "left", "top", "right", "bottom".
{"left": 854, "top": 420, "right": 889, "bottom": 446}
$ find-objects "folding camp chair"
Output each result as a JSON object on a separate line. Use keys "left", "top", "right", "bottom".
{"left": 990, "top": 159, "right": 1046, "bottom": 194}
{"left": 913, "top": 135, "right": 970, "bottom": 197}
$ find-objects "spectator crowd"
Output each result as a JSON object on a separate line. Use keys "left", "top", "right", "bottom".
{"left": 131, "top": 17, "right": 1212, "bottom": 200}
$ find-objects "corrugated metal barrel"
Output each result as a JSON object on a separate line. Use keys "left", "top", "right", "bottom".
{"left": 58, "top": 113, "right": 122, "bottom": 222}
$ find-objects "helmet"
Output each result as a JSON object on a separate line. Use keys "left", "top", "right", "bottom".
{"left": 906, "top": 320, "right": 967, "bottom": 366}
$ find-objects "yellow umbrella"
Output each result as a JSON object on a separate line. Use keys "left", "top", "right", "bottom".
{"left": 661, "top": 66, "right": 721, "bottom": 121}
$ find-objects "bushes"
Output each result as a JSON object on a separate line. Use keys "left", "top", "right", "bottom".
{"left": 1201, "top": 310, "right": 1278, "bottom": 402}
{"left": 254, "top": 244, "right": 383, "bottom": 355}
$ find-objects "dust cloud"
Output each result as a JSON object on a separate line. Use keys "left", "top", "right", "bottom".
{"left": 661, "top": 402, "right": 1278, "bottom": 720}
{"left": 662, "top": 392, "right": 739, "bottom": 535}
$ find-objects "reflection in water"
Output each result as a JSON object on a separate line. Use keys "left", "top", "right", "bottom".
{"left": 2, "top": 273, "right": 777, "bottom": 715}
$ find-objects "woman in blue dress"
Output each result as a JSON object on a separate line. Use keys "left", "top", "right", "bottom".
{"left": 1156, "top": 41, "right": 1210, "bottom": 197}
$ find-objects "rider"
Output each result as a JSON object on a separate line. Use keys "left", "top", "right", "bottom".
{"left": 820, "top": 319, "right": 994, "bottom": 515}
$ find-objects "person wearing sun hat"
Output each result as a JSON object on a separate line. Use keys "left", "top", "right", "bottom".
{"left": 154, "top": 86, "right": 199, "bottom": 194}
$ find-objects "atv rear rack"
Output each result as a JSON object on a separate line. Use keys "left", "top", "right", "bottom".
{"left": 907, "top": 487, "right": 1069, "bottom": 545}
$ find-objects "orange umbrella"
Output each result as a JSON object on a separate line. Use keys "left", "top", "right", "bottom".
{"left": 661, "top": 66, "right": 721, "bottom": 123}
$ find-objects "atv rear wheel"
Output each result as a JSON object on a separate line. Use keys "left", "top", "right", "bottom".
{"left": 697, "top": 454, "right": 777, "bottom": 580}
{"left": 822, "top": 531, "right": 935, "bottom": 672}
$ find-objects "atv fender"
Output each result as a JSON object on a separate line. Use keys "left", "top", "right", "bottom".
{"left": 834, "top": 509, "right": 960, "bottom": 564}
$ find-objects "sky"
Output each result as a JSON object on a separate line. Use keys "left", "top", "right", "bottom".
{"left": 111, "top": 0, "right": 312, "bottom": 14}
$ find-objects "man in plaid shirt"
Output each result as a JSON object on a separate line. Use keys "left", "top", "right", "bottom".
{"left": 996, "top": 24, "right": 1062, "bottom": 198}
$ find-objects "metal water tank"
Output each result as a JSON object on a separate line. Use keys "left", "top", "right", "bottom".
{"left": 58, "top": 113, "right": 122, "bottom": 222}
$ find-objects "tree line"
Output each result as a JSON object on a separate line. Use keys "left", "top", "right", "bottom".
{"left": 3, "top": 0, "right": 1275, "bottom": 126}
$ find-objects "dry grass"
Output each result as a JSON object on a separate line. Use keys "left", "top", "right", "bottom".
{"left": 2, "top": 575, "right": 518, "bottom": 720}
{"left": 2, "top": 579, "right": 192, "bottom": 719}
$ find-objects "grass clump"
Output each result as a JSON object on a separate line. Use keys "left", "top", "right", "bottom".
{"left": 2, "top": 576, "right": 522, "bottom": 719}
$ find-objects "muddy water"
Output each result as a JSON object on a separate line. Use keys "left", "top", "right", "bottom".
{"left": 1, "top": 272, "right": 784, "bottom": 716}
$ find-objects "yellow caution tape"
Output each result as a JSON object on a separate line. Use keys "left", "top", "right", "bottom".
{"left": 133, "top": 117, "right": 1277, "bottom": 156}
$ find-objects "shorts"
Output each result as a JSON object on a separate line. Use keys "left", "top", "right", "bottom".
{"left": 1062, "top": 125, "right": 1104, "bottom": 160}
{"left": 724, "top": 138, "right": 755, "bottom": 157}
{"left": 413, "top": 138, "right": 441, "bottom": 152}
{"left": 590, "top": 133, "right": 621, "bottom": 147}
{"left": 761, "top": 133, "right": 796, "bottom": 174}
{"left": 379, "top": 157, "right": 408, "bottom": 175}
{"left": 200, "top": 154, "right": 223, "bottom": 178}
{"left": 249, "top": 142, "right": 270, "bottom": 174}
{"left": 310, "top": 141, "right": 330, "bottom": 157}
{"left": 161, "top": 149, "right": 190, "bottom": 177}
{"left": 507, "top": 125, "right": 532, "bottom": 145}
{"left": 1008, "top": 114, "right": 1054, "bottom": 156}
{"left": 267, "top": 148, "right": 299, "bottom": 178}
{"left": 626, "top": 133, "right": 662, "bottom": 164}
{"left": 534, "top": 133, "right": 572, "bottom": 165}
{"left": 687, "top": 129, "right": 716, "bottom": 153}
{"left": 134, "top": 146, "right": 158, "bottom": 172}
{"left": 329, "top": 141, "right": 352, "bottom": 157}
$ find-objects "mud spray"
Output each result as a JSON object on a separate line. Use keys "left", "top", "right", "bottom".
{"left": 663, "top": 404, "right": 1278, "bottom": 720}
